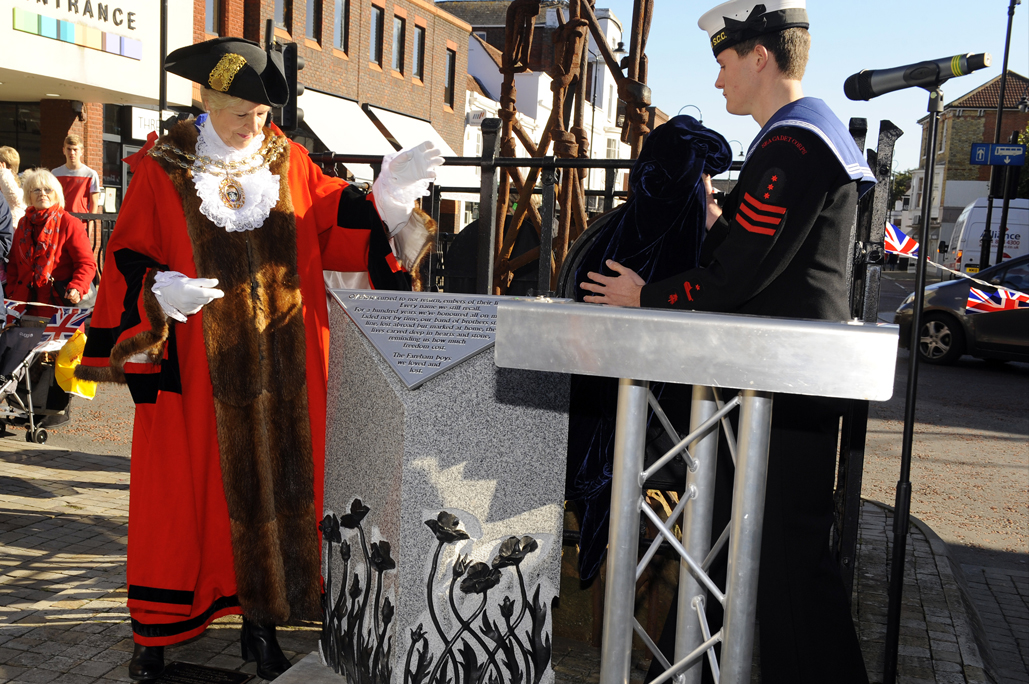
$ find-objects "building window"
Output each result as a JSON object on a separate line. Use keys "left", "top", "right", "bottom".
{"left": 413, "top": 25, "right": 425, "bottom": 80}
{"left": 370, "top": 5, "right": 384, "bottom": 65}
{"left": 275, "top": 0, "right": 291, "bottom": 31}
{"left": 606, "top": 138, "right": 618, "bottom": 159}
{"left": 205, "top": 0, "right": 221, "bottom": 35}
{"left": 444, "top": 48, "right": 456, "bottom": 107}
{"left": 0, "top": 103, "right": 41, "bottom": 170}
{"left": 608, "top": 85, "right": 615, "bottom": 120}
{"left": 937, "top": 121, "right": 946, "bottom": 153}
{"left": 473, "top": 30, "right": 486, "bottom": 40}
{"left": 103, "top": 103, "right": 122, "bottom": 136}
{"left": 333, "top": 0, "right": 349, "bottom": 52}
{"left": 392, "top": 16, "right": 406, "bottom": 73}
{"left": 306, "top": 0, "right": 322, "bottom": 41}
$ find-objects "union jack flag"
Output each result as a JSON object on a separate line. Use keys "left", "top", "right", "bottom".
{"left": 3, "top": 300, "right": 27, "bottom": 329}
{"left": 885, "top": 222, "right": 919, "bottom": 257}
{"left": 42, "top": 307, "right": 92, "bottom": 343}
{"left": 967, "top": 286, "right": 1029, "bottom": 314}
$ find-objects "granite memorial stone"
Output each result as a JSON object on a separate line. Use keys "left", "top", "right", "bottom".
{"left": 320, "top": 290, "right": 571, "bottom": 684}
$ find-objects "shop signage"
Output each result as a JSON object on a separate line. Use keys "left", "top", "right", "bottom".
{"left": 130, "top": 107, "right": 176, "bottom": 141}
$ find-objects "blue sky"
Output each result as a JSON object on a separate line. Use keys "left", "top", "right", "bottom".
{"left": 599, "top": 1, "right": 1028, "bottom": 174}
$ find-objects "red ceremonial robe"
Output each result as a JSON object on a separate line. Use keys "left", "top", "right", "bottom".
{"left": 78, "top": 121, "right": 378, "bottom": 646}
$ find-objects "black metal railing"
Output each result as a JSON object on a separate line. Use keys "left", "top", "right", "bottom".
{"left": 310, "top": 119, "right": 644, "bottom": 296}
{"left": 70, "top": 212, "right": 119, "bottom": 276}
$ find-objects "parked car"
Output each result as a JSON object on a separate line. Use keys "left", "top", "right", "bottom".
{"left": 895, "top": 254, "right": 1029, "bottom": 365}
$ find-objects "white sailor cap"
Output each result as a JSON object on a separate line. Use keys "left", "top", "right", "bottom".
{"left": 698, "top": 1, "right": 809, "bottom": 57}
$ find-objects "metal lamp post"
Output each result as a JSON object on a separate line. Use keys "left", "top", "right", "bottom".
{"left": 977, "top": 0, "right": 1021, "bottom": 270}
{"left": 726, "top": 139, "right": 743, "bottom": 181}
{"left": 677, "top": 104, "right": 703, "bottom": 123}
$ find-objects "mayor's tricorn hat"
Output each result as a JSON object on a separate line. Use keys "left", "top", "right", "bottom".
{"left": 698, "top": 1, "right": 809, "bottom": 57}
{"left": 165, "top": 37, "right": 289, "bottom": 108}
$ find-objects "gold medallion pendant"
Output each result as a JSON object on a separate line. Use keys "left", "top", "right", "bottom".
{"left": 219, "top": 176, "right": 246, "bottom": 209}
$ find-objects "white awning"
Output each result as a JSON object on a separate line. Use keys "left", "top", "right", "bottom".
{"left": 365, "top": 106, "right": 481, "bottom": 193}
{"left": 302, "top": 90, "right": 396, "bottom": 183}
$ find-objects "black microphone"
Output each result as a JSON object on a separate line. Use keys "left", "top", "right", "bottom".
{"left": 844, "top": 53, "right": 991, "bottom": 101}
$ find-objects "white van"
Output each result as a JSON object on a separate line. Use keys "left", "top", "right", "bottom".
{"left": 944, "top": 197, "right": 1029, "bottom": 274}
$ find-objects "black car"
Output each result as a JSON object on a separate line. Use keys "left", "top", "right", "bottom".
{"left": 894, "top": 255, "right": 1029, "bottom": 364}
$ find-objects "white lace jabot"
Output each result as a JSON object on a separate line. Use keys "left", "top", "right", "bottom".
{"left": 193, "top": 116, "right": 281, "bottom": 232}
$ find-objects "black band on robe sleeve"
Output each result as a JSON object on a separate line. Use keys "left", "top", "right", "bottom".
{"left": 80, "top": 247, "right": 163, "bottom": 363}
{"left": 336, "top": 184, "right": 386, "bottom": 232}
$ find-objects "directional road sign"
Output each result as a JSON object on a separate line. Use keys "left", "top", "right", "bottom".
{"left": 969, "top": 143, "right": 1026, "bottom": 166}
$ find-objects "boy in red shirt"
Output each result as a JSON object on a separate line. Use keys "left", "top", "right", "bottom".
{"left": 51, "top": 134, "right": 101, "bottom": 214}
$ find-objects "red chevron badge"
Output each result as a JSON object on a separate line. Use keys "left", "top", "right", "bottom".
{"left": 736, "top": 192, "right": 785, "bottom": 236}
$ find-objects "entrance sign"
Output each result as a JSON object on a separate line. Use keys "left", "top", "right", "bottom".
{"left": 969, "top": 143, "right": 1026, "bottom": 166}
{"left": 332, "top": 289, "right": 501, "bottom": 389}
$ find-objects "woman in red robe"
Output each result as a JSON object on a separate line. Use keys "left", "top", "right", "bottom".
{"left": 77, "top": 37, "right": 440, "bottom": 681}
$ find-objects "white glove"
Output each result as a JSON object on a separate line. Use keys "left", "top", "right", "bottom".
{"left": 372, "top": 141, "right": 444, "bottom": 236}
{"left": 152, "top": 271, "right": 224, "bottom": 323}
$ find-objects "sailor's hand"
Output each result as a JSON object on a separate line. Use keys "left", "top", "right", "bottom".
{"left": 152, "top": 271, "right": 224, "bottom": 323}
{"left": 581, "top": 260, "right": 644, "bottom": 307}
{"left": 704, "top": 174, "right": 722, "bottom": 229}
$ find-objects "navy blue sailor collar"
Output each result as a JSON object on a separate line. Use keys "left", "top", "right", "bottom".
{"left": 744, "top": 97, "right": 876, "bottom": 197}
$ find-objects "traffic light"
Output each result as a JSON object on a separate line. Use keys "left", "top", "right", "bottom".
{"left": 281, "top": 42, "right": 305, "bottom": 132}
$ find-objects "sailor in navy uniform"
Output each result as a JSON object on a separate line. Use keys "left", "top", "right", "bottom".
{"left": 581, "top": 1, "right": 873, "bottom": 681}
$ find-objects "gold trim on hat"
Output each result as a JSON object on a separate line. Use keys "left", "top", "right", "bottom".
{"left": 208, "top": 53, "right": 248, "bottom": 92}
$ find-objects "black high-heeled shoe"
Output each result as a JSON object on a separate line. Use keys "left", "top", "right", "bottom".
{"left": 128, "top": 643, "right": 165, "bottom": 681}
{"left": 241, "top": 617, "right": 292, "bottom": 680}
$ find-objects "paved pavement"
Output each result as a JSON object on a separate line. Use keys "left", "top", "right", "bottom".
{"left": 1, "top": 430, "right": 1016, "bottom": 684}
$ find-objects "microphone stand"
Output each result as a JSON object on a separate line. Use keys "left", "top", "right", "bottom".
{"left": 883, "top": 85, "right": 943, "bottom": 684}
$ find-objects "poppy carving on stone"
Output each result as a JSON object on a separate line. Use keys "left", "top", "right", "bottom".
{"left": 321, "top": 502, "right": 553, "bottom": 684}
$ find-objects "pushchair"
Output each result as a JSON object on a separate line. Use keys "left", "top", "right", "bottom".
{"left": 0, "top": 313, "right": 77, "bottom": 445}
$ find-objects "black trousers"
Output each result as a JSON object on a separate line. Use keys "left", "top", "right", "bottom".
{"left": 646, "top": 394, "right": 869, "bottom": 684}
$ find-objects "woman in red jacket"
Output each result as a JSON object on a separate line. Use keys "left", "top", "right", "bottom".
{"left": 7, "top": 168, "right": 97, "bottom": 306}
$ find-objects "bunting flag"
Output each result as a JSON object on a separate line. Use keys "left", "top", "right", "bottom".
{"left": 34, "top": 307, "right": 93, "bottom": 352}
{"left": 3, "top": 300, "right": 28, "bottom": 329}
{"left": 967, "top": 286, "right": 1029, "bottom": 314}
{"left": 885, "top": 222, "right": 919, "bottom": 257}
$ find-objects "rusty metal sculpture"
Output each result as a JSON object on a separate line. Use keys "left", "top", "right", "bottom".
{"left": 490, "top": 0, "right": 653, "bottom": 294}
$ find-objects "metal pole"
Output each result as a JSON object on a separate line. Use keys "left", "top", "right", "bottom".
{"left": 718, "top": 390, "right": 773, "bottom": 684}
{"left": 599, "top": 378, "right": 649, "bottom": 684}
{"left": 995, "top": 130, "right": 1019, "bottom": 264}
{"left": 977, "top": 0, "right": 1020, "bottom": 270}
{"left": 158, "top": 0, "right": 168, "bottom": 134}
{"left": 538, "top": 160, "right": 557, "bottom": 296}
{"left": 883, "top": 86, "right": 943, "bottom": 684}
{"left": 604, "top": 167, "right": 616, "bottom": 212}
{"left": 674, "top": 386, "right": 719, "bottom": 684}
{"left": 477, "top": 118, "right": 502, "bottom": 295}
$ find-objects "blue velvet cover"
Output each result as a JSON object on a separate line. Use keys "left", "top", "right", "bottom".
{"left": 566, "top": 115, "right": 731, "bottom": 580}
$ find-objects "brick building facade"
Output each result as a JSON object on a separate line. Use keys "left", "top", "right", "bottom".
{"left": 196, "top": 0, "right": 470, "bottom": 152}
{"left": 0, "top": 0, "right": 468, "bottom": 213}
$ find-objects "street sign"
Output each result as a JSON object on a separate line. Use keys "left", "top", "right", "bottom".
{"left": 969, "top": 143, "right": 1026, "bottom": 166}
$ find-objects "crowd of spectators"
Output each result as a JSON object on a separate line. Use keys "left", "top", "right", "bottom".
{"left": 0, "top": 137, "right": 102, "bottom": 304}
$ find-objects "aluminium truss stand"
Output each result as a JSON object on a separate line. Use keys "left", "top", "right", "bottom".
{"left": 495, "top": 300, "right": 898, "bottom": 684}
